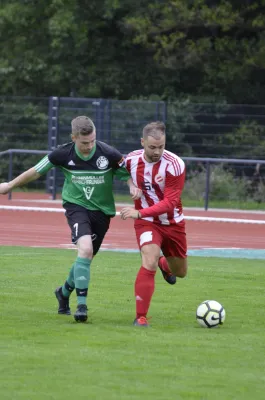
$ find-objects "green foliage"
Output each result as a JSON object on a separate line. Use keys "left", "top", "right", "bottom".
{"left": 166, "top": 99, "right": 234, "bottom": 157}
{"left": 1, "top": 0, "right": 265, "bottom": 103}
{"left": 251, "top": 181, "right": 265, "bottom": 204}
{"left": 166, "top": 99, "right": 196, "bottom": 156}
{"left": 123, "top": 0, "right": 265, "bottom": 103}
{"left": 183, "top": 164, "right": 250, "bottom": 201}
{"left": 220, "top": 121, "right": 265, "bottom": 159}
{"left": 0, "top": 96, "right": 48, "bottom": 181}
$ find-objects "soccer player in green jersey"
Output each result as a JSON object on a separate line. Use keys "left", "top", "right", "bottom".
{"left": 0, "top": 116, "right": 141, "bottom": 322}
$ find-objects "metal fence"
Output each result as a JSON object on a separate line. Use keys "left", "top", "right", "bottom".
{"left": 165, "top": 102, "right": 265, "bottom": 158}
{"left": 1, "top": 149, "right": 265, "bottom": 210}
{"left": 0, "top": 96, "right": 265, "bottom": 207}
{"left": 1, "top": 96, "right": 265, "bottom": 158}
{"left": 49, "top": 97, "right": 167, "bottom": 151}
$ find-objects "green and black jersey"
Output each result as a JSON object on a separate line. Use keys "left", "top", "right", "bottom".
{"left": 34, "top": 141, "right": 130, "bottom": 216}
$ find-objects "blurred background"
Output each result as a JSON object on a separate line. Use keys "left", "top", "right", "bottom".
{"left": 1, "top": 0, "right": 265, "bottom": 209}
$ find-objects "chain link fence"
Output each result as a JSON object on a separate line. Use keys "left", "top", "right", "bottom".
{"left": 0, "top": 96, "right": 264, "bottom": 207}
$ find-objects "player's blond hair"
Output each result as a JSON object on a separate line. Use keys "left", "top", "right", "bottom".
{"left": 143, "top": 121, "right": 166, "bottom": 139}
{"left": 71, "top": 116, "right": 96, "bottom": 136}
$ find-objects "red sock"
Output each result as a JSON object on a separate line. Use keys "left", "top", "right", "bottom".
{"left": 158, "top": 256, "right": 172, "bottom": 274}
{"left": 134, "top": 266, "right": 156, "bottom": 318}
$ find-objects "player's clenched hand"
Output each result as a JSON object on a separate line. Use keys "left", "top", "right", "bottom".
{"left": 120, "top": 207, "right": 140, "bottom": 220}
{"left": 0, "top": 182, "right": 10, "bottom": 194}
{"left": 129, "top": 184, "right": 142, "bottom": 200}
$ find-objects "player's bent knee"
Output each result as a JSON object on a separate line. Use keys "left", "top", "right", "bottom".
{"left": 142, "top": 257, "right": 158, "bottom": 271}
{"left": 176, "top": 268, "right": 187, "bottom": 278}
{"left": 77, "top": 235, "right": 93, "bottom": 259}
{"left": 141, "top": 254, "right": 159, "bottom": 271}
{"left": 79, "top": 250, "right": 93, "bottom": 259}
{"left": 176, "top": 263, "right": 188, "bottom": 278}
{"left": 141, "top": 246, "right": 160, "bottom": 271}
{"left": 168, "top": 258, "right": 187, "bottom": 278}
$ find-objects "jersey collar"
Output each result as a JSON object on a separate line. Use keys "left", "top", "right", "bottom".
{"left": 142, "top": 152, "right": 162, "bottom": 165}
{"left": 75, "top": 143, "right": 96, "bottom": 161}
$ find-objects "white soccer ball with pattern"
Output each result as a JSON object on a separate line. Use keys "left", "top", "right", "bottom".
{"left": 196, "top": 300, "right": 226, "bottom": 328}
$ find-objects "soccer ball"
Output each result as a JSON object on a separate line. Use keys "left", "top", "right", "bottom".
{"left": 196, "top": 300, "right": 226, "bottom": 328}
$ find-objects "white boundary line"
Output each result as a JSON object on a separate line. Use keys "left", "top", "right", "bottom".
{"left": 9, "top": 199, "right": 265, "bottom": 214}
{"left": 1, "top": 205, "right": 265, "bottom": 224}
{"left": 184, "top": 216, "right": 265, "bottom": 224}
{"left": 0, "top": 205, "right": 64, "bottom": 212}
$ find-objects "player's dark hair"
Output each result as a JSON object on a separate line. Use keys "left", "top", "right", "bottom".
{"left": 71, "top": 116, "right": 95, "bottom": 136}
{"left": 143, "top": 121, "right": 166, "bottom": 139}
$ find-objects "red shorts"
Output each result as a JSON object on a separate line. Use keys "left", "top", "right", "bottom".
{"left": 134, "top": 220, "right": 187, "bottom": 259}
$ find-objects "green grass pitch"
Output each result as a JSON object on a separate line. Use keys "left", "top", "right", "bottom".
{"left": 1, "top": 247, "right": 265, "bottom": 400}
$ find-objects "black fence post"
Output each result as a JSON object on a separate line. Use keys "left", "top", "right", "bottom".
{"left": 204, "top": 161, "right": 211, "bottom": 210}
{"left": 156, "top": 101, "right": 167, "bottom": 122}
{"left": 47, "top": 96, "right": 59, "bottom": 200}
{"left": 163, "top": 101, "right": 167, "bottom": 123}
{"left": 99, "top": 99, "right": 105, "bottom": 141}
{"left": 155, "top": 101, "right": 160, "bottom": 120}
{"left": 92, "top": 99, "right": 103, "bottom": 141}
{"left": 8, "top": 151, "right": 13, "bottom": 200}
{"left": 106, "top": 100, "right": 112, "bottom": 143}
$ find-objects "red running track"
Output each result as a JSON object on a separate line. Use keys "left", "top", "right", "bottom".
{"left": 1, "top": 212, "right": 265, "bottom": 251}
{"left": 0, "top": 193, "right": 265, "bottom": 250}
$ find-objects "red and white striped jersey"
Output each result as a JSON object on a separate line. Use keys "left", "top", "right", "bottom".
{"left": 125, "top": 149, "right": 185, "bottom": 225}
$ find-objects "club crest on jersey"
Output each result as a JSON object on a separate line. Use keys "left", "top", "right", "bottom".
{"left": 154, "top": 174, "right": 164, "bottom": 184}
{"left": 96, "top": 156, "right": 109, "bottom": 169}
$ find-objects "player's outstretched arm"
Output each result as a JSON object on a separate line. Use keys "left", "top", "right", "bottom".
{"left": 0, "top": 167, "right": 41, "bottom": 195}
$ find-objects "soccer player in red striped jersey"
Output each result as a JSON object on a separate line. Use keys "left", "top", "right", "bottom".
{"left": 120, "top": 121, "right": 187, "bottom": 327}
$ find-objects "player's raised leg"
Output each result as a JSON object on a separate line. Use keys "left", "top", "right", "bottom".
{"left": 160, "top": 222, "right": 188, "bottom": 281}
{"left": 166, "top": 257, "right": 187, "bottom": 278}
{"left": 158, "top": 256, "right": 176, "bottom": 285}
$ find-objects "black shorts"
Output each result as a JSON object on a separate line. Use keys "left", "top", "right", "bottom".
{"left": 64, "top": 202, "right": 111, "bottom": 256}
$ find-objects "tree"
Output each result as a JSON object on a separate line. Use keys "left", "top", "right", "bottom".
{"left": 0, "top": 0, "right": 159, "bottom": 98}
{"left": 123, "top": 0, "right": 265, "bottom": 103}
{"left": 1, "top": 1, "right": 265, "bottom": 103}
